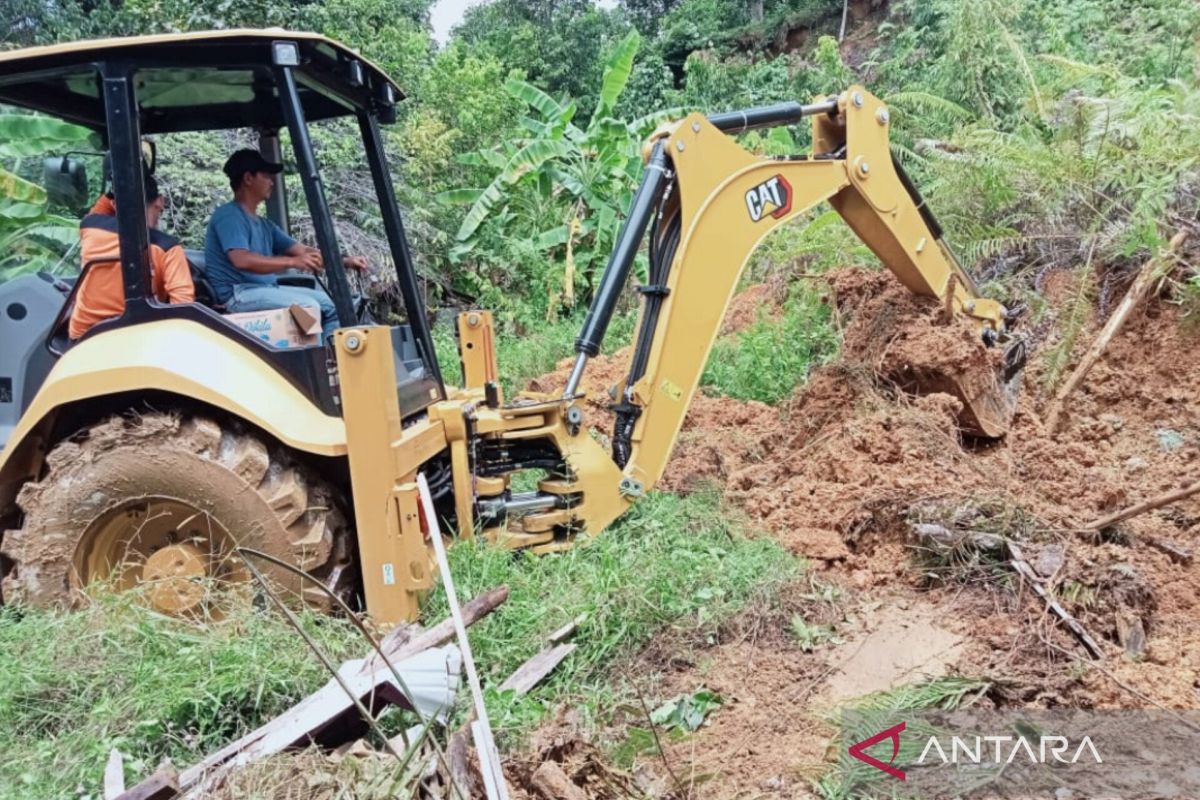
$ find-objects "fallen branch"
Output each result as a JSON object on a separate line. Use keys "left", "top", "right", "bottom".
{"left": 1083, "top": 478, "right": 1200, "bottom": 531}
{"left": 390, "top": 585, "right": 510, "bottom": 663}
{"left": 1008, "top": 546, "right": 1103, "bottom": 660}
{"left": 1045, "top": 230, "right": 1189, "bottom": 432}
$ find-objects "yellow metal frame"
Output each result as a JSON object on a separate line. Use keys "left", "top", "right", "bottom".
{"left": 1, "top": 86, "right": 1014, "bottom": 626}
{"left": 622, "top": 86, "right": 1007, "bottom": 488}
{"left": 0, "top": 319, "right": 346, "bottom": 511}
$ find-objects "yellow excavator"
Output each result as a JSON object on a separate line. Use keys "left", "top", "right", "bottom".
{"left": 0, "top": 31, "right": 1024, "bottom": 623}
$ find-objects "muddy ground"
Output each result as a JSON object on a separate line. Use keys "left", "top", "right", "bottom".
{"left": 518, "top": 267, "right": 1200, "bottom": 798}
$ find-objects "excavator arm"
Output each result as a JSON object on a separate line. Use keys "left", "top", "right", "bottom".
{"left": 564, "top": 86, "right": 1024, "bottom": 493}
{"left": 414, "top": 86, "right": 1023, "bottom": 572}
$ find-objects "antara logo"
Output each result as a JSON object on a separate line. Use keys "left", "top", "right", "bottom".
{"left": 848, "top": 722, "right": 1105, "bottom": 782}
{"left": 745, "top": 174, "right": 792, "bottom": 222}
{"left": 849, "top": 722, "right": 907, "bottom": 781}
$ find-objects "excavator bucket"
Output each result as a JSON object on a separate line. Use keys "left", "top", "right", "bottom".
{"left": 902, "top": 360, "right": 1022, "bottom": 438}
{"left": 888, "top": 333, "right": 1025, "bottom": 439}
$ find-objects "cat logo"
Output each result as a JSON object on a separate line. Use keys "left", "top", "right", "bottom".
{"left": 745, "top": 174, "right": 792, "bottom": 222}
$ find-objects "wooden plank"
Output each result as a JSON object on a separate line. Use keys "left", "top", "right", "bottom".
{"left": 104, "top": 749, "right": 125, "bottom": 800}
{"left": 547, "top": 614, "right": 586, "bottom": 645}
{"left": 499, "top": 643, "right": 576, "bottom": 696}
{"left": 115, "top": 765, "right": 178, "bottom": 800}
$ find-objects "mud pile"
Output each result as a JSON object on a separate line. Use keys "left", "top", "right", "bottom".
{"left": 528, "top": 267, "right": 1200, "bottom": 707}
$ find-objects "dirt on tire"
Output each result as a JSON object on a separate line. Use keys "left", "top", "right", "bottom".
{"left": 1, "top": 413, "right": 354, "bottom": 610}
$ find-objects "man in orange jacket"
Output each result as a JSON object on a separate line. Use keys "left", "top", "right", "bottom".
{"left": 69, "top": 175, "right": 195, "bottom": 339}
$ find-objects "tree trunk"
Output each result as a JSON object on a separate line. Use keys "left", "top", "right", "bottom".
{"left": 750, "top": 0, "right": 763, "bottom": 23}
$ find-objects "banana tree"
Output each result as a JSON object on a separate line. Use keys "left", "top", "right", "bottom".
{"left": 444, "top": 30, "right": 682, "bottom": 314}
{"left": 0, "top": 113, "right": 94, "bottom": 282}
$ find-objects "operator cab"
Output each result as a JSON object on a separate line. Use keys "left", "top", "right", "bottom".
{"left": 0, "top": 31, "right": 444, "bottom": 449}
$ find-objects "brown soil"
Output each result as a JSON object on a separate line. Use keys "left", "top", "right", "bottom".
{"left": 720, "top": 280, "right": 787, "bottom": 336}
{"left": 519, "top": 267, "right": 1200, "bottom": 799}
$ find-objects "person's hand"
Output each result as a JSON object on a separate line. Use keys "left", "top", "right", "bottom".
{"left": 291, "top": 248, "right": 323, "bottom": 273}
{"left": 343, "top": 255, "right": 369, "bottom": 272}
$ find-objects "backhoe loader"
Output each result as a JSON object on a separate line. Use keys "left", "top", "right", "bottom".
{"left": 0, "top": 31, "right": 1024, "bottom": 623}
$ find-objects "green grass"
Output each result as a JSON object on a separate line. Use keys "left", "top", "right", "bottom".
{"left": 701, "top": 283, "right": 839, "bottom": 404}
{"left": 0, "top": 593, "right": 364, "bottom": 800}
{"left": 0, "top": 490, "right": 799, "bottom": 798}
{"left": 423, "top": 488, "right": 803, "bottom": 740}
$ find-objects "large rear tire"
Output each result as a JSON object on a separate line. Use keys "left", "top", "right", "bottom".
{"left": 0, "top": 413, "right": 354, "bottom": 614}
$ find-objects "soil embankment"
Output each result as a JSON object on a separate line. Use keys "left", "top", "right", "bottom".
{"left": 521, "top": 267, "right": 1200, "bottom": 797}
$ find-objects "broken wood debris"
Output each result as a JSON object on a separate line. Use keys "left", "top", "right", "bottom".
{"left": 114, "top": 763, "right": 179, "bottom": 800}
{"left": 500, "top": 643, "right": 577, "bottom": 695}
{"left": 530, "top": 761, "right": 589, "bottom": 800}
{"left": 913, "top": 523, "right": 1104, "bottom": 659}
{"left": 180, "top": 644, "right": 463, "bottom": 797}
{"left": 381, "top": 585, "right": 510, "bottom": 666}
{"left": 548, "top": 613, "right": 586, "bottom": 645}
{"left": 137, "top": 584, "right": 511, "bottom": 798}
{"left": 1083, "top": 478, "right": 1200, "bottom": 532}
{"left": 1146, "top": 537, "right": 1193, "bottom": 565}
{"left": 1007, "top": 542, "right": 1104, "bottom": 660}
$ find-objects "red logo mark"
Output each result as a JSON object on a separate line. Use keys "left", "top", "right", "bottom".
{"left": 848, "top": 721, "right": 907, "bottom": 781}
{"left": 744, "top": 174, "right": 793, "bottom": 221}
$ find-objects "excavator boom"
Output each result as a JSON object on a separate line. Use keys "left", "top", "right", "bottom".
{"left": 565, "top": 86, "right": 1024, "bottom": 493}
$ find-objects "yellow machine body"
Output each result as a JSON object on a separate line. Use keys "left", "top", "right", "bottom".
{"left": 1, "top": 86, "right": 1019, "bottom": 624}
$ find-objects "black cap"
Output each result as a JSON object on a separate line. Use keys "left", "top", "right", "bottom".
{"left": 222, "top": 149, "right": 283, "bottom": 183}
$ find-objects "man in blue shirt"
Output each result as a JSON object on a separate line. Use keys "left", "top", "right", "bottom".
{"left": 205, "top": 149, "right": 366, "bottom": 341}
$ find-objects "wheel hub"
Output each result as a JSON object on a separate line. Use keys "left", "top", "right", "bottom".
{"left": 73, "top": 496, "right": 248, "bottom": 616}
{"left": 142, "top": 542, "right": 207, "bottom": 614}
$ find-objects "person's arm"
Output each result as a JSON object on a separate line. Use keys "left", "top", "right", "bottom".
{"left": 282, "top": 243, "right": 368, "bottom": 272}
{"left": 228, "top": 248, "right": 319, "bottom": 274}
{"left": 213, "top": 208, "right": 316, "bottom": 274}
{"left": 159, "top": 246, "right": 195, "bottom": 304}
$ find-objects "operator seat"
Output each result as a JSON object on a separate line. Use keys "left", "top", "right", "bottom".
{"left": 184, "top": 248, "right": 218, "bottom": 308}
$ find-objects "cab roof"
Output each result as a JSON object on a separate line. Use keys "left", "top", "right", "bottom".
{"left": 0, "top": 30, "right": 403, "bottom": 135}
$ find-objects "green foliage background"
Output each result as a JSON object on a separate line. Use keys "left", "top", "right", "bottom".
{"left": 0, "top": 4, "right": 1198, "bottom": 795}
{"left": 3, "top": 0, "right": 1197, "bottom": 331}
